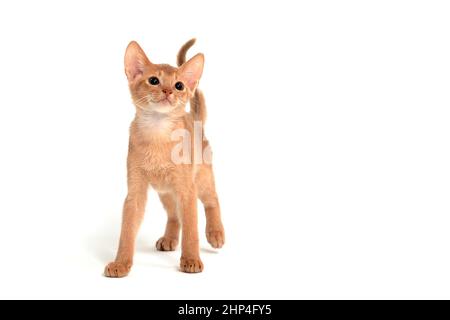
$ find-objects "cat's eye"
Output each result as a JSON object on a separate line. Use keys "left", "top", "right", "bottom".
{"left": 148, "top": 77, "right": 160, "bottom": 85}
{"left": 175, "top": 81, "right": 184, "bottom": 91}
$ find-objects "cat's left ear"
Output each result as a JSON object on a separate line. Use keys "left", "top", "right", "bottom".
{"left": 178, "top": 53, "right": 204, "bottom": 92}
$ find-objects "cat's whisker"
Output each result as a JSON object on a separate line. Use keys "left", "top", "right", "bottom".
{"left": 133, "top": 96, "right": 151, "bottom": 105}
{"left": 135, "top": 103, "right": 149, "bottom": 111}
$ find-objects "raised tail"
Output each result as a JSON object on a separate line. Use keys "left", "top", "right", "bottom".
{"left": 177, "top": 38, "right": 196, "bottom": 66}
{"left": 177, "top": 38, "right": 206, "bottom": 123}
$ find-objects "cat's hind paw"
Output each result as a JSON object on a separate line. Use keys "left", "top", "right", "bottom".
{"left": 156, "top": 237, "right": 178, "bottom": 251}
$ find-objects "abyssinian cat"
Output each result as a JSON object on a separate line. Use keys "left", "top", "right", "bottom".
{"left": 104, "top": 39, "right": 225, "bottom": 277}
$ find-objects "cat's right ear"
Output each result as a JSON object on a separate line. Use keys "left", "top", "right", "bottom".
{"left": 124, "top": 41, "right": 152, "bottom": 82}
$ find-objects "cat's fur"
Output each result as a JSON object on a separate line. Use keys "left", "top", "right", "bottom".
{"left": 104, "top": 39, "right": 224, "bottom": 277}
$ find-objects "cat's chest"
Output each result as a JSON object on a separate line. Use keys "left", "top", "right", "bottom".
{"left": 141, "top": 146, "right": 173, "bottom": 171}
{"left": 137, "top": 112, "right": 175, "bottom": 137}
{"left": 141, "top": 147, "right": 175, "bottom": 192}
{"left": 130, "top": 113, "right": 184, "bottom": 188}
{"left": 131, "top": 131, "right": 172, "bottom": 169}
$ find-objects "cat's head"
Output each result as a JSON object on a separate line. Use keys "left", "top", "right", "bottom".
{"left": 124, "top": 41, "right": 204, "bottom": 114}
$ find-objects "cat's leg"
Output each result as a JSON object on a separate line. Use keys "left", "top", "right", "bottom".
{"left": 175, "top": 180, "right": 203, "bottom": 273}
{"left": 105, "top": 170, "right": 148, "bottom": 278}
{"left": 196, "top": 165, "right": 225, "bottom": 249}
{"left": 156, "top": 193, "right": 180, "bottom": 251}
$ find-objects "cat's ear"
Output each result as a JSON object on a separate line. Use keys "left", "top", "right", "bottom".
{"left": 178, "top": 53, "right": 204, "bottom": 91}
{"left": 124, "top": 41, "right": 152, "bottom": 82}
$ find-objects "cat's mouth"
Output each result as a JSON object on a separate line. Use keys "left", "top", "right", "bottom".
{"left": 158, "top": 98, "right": 171, "bottom": 105}
{"left": 149, "top": 97, "right": 177, "bottom": 113}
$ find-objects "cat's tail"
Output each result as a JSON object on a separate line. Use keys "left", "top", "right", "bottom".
{"left": 177, "top": 38, "right": 207, "bottom": 123}
{"left": 190, "top": 89, "right": 207, "bottom": 123}
{"left": 177, "top": 38, "right": 196, "bottom": 66}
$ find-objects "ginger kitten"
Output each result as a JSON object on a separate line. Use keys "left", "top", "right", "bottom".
{"left": 104, "top": 39, "right": 225, "bottom": 277}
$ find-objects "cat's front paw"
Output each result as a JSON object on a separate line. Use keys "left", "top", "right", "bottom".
{"left": 206, "top": 229, "right": 225, "bottom": 249}
{"left": 156, "top": 237, "right": 178, "bottom": 251}
{"left": 104, "top": 262, "right": 131, "bottom": 278}
{"left": 180, "top": 257, "right": 204, "bottom": 273}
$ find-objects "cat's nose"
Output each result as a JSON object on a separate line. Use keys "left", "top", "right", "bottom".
{"left": 162, "top": 88, "right": 173, "bottom": 96}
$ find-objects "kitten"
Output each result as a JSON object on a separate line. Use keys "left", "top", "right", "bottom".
{"left": 104, "top": 39, "right": 225, "bottom": 276}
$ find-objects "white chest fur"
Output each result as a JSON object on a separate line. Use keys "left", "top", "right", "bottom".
{"left": 136, "top": 110, "right": 176, "bottom": 137}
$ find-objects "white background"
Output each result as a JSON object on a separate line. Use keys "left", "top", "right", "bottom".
{"left": 0, "top": 0, "right": 449, "bottom": 299}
